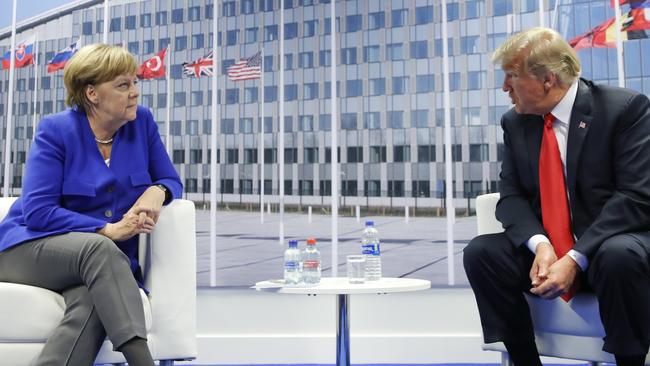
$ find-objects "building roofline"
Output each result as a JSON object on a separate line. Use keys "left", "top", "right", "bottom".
{"left": 0, "top": 0, "right": 102, "bottom": 41}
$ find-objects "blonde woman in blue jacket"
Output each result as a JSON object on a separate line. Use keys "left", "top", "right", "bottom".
{"left": 0, "top": 44, "right": 182, "bottom": 366}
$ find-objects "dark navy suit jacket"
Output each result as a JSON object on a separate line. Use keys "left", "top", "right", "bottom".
{"left": 0, "top": 106, "right": 182, "bottom": 276}
{"left": 496, "top": 78, "right": 650, "bottom": 259}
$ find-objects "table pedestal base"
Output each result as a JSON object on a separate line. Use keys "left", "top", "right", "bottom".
{"left": 336, "top": 294, "right": 350, "bottom": 366}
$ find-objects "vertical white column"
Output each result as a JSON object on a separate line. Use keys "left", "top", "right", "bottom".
{"left": 165, "top": 47, "right": 171, "bottom": 156}
{"left": 442, "top": 0, "right": 455, "bottom": 286}
{"left": 3, "top": 0, "right": 18, "bottom": 197}
{"left": 613, "top": 0, "right": 625, "bottom": 87}
{"left": 32, "top": 35, "right": 39, "bottom": 140}
{"left": 209, "top": 1, "right": 220, "bottom": 287}
{"left": 278, "top": 0, "right": 285, "bottom": 246}
{"left": 259, "top": 47, "right": 265, "bottom": 224}
{"left": 330, "top": 0, "right": 339, "bottom": 277}
{"left": 103, "top": 0, "right": 109, "bottom": 43}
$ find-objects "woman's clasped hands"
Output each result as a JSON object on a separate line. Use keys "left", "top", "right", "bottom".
{"left": 99, "top": 186, "right": 166, "bottom": 241}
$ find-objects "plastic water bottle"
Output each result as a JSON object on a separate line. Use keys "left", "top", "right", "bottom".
{"left": 284, "top": 240, "right": 301, "bottom": 285}
{"left": 361, "top": 220, "right": 382, "bottom": 281}
{"left": 301, "top": 238, "right": 321, "bottom": 285}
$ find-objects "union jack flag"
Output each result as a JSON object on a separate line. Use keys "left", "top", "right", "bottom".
{"left": 182, "top": 52, "right": 214, "bottom": 77}
{"left": 227, "top": 51, "right": 262, "bottom": 81}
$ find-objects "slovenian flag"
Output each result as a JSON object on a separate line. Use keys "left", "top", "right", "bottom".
{"left": 47, "top": 39, "right": 80, "bottom": 73}
{"left": 2, "top": 37, "right": 35, "bottom": 70}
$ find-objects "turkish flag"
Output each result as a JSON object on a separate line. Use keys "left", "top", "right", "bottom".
{"left": 137, "top": 48, "right": 166, "bottom": 79}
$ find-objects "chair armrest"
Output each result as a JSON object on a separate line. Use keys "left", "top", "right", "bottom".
{"left": 143, "top": 199, "right": 197, "bottom": 360}
{"left": 476, "top": 193, "right": 503, "bottom": 235}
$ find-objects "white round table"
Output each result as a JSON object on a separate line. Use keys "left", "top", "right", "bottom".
{"left": 254, "top": 277, "right": 430, "bottom": 366}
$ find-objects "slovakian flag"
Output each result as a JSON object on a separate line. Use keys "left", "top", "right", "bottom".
{"left": 137, "top": 48, "right": 167, "bottom": 79}
{"left": 227, "top": 51, "right": 262, "bottom": 81}
{"left": 569, "top": 8, "right": 650, "bottom": 50}
{"left": 2, "top": 37, "right": 35, "bottom": 70}
{"left": 47, "top": 39, "right": 80, "bottom": 73}
{"left": 182, "top": 52, "right": 214, "bottom": 78}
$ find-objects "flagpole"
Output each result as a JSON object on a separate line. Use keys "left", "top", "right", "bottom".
{"left": 330, "top": 0, "right": 339, "bottom": 277}
{"left": 552, "top": 0, "right": 561, "bottom": 29}
{"left": 508, "top": 0, "right": 518, "bottom": 33}
{"left": 538, "top": 0, "right": 545, "bottom": 26}
{"left": 165, "top": 46, "right": 171, "bottom": 156}
{"left": 613, "top": 0, "right": 625, "bottom": 87}
{"left": 103, "top": 0, "right": 109, "bottom": 44}
{"left": 258, "top": 48, "right": 264, "bottom": 224}
{"left": 278, "top": 2, "right": 285, "bottom": 246}
{"left": 32, "top": 34, "right": 39, "bottom": 140}
{"left": 442, "top": 0, "right": 455, "bottom": 286}
{"left": 3, "top": 0, "right": 18, "bottom": 197}
{"left": 209, "top": 0, "right": 220, "bottom": 287}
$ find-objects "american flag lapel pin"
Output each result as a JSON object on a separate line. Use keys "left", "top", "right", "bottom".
{"left": 579, "top": 121, "right": 587, "bottom": 129}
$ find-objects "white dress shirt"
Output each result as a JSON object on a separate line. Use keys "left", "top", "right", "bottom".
{"left": 525, "top": 80, "right": 589, "bottom": 271}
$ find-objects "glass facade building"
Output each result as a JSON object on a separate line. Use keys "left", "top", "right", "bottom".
{"left": 0, "top": 0, "right": 649, "bottom": 210}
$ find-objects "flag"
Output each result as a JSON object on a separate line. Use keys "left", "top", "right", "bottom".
{"left": 610, "top": 0, "right": 650, "bottom": 9}
{"left": 227, "top": 51, "right": 262, "bottom": 81}
{"left": 182, "top": 52, "right": 214, "bottom": 77}
{"left": 569, "top": 8, "right": 650, "bottom": 50}
{"left": 611, "top": 0, "right": 629, "bottom": 7}
{"left": 47, "top": 39, "right": 80, "bottom": 73}
{"left": 137, "top": 48, "right": 167, "bottom": 79}
{"left": 623, "top": 7, "right": 650, "bottom": 30}
{"left": 2, "top": 38, "right": 35, "bottom": 70}
{"left": 569, "top": 18, "right": 615, "bottom": 50}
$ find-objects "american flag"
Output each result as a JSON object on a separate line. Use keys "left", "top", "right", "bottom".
{"left": 227, "top": 51, "right": 262, "bottom": 81}
{"left": 182, "top": 52, "right": 214, "bottom": 77}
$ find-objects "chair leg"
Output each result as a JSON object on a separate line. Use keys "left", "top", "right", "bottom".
{"left": 159, "top": 360, "right": 175, "bottom": 366}
{"left": 501, "top": 351, "right": 514, "bottom": 366}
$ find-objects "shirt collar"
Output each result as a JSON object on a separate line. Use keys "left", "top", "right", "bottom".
{"left": 549, "top": 80, "right": 579, "bottom": 126}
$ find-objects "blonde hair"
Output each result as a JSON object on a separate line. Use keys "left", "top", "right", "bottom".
{"left": 492, "top": 27, "right": 580, "bottom": 86}
{"left": 64, "top": 44, "right": 137, "bottom": 111}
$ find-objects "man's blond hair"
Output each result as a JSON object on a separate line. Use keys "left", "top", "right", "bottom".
{"left": 492, "top": 27, "right": 580, "bottom": 85}
{"left": 64, "top": 44, "right": 137, "bottom": 112}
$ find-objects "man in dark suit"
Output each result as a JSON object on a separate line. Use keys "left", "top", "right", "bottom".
{"left": 464, "top": 27, "right": 650, "bottom": 366}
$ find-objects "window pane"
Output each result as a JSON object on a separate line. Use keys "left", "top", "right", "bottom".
{"left": 415, "top": 6, "right": 433, "bottom": 24}
{"left": 368, "top": 12, "right": 385, "bottom": 30}
{"left": 346, "top": 14, "right": 362, "bottom": 32}
{"left": 391, "top": 9, "right": 407, "bottom": 27}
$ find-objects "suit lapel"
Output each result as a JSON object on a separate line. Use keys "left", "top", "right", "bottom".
{"left": 525, "top": 114, "right": 544, "bottom": 191}
{"left": 566, "top": 79, "right": 592, "bottom": 205}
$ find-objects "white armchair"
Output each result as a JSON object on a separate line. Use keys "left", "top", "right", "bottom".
{"left": 0, "top": 198, "right": 197, "bottom": 366}
{"left": 475, "top": 193, "right": 650, "bottom": 366}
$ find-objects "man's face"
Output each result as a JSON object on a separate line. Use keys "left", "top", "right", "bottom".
{"left": 502, "top": 65, "right": 547, "bottom": 115}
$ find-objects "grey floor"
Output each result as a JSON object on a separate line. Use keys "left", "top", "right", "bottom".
{"left": 195, "top": 208, "right": 477, "bottom": 287}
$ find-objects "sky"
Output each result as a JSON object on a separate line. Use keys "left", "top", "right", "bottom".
{"left": 0, "top": 0, "right": 73, "bottom": 30}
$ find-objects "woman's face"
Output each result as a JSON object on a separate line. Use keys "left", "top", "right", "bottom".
{"left": 89, "top": 73, "right": 139, "bottom": 123}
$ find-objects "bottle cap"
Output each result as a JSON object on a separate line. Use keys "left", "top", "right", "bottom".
{"left": 306, "top": 238, "right": 316, "bottom": 245}
{"left": 288, "top": 240, "right": 298, "bottom": 248}
{"left": 365, "top": 220, "right": 374, "bottom": 227}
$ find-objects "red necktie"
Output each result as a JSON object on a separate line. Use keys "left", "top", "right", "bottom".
{"left": 539, "top": 113, "right": 576, "bottom": 301}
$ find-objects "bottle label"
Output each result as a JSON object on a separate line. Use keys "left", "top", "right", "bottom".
{"left": 284, "top": 261, "right": 299, "bottom": 271}
{"left": 362, "top": 243, "right": 380, "bottom": 256}
{"left": 303, "top": 260, "right": 320, "bottom": 269}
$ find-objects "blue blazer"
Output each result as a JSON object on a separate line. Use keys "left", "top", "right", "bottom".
{"left": 0, "top": 106, "right": 182, "bottom": 276}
